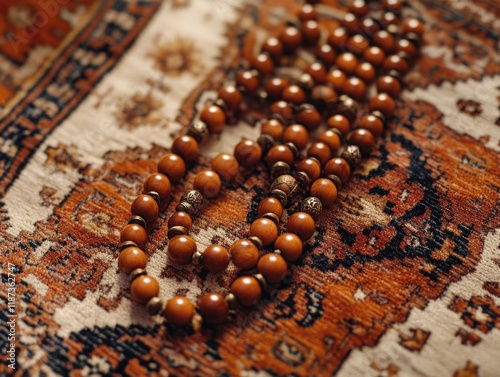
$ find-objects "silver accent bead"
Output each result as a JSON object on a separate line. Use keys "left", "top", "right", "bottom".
{"left": 128, "top": 216, "right": 147, "bottom": 228}
{"left": 168, "top": 226, "right": 188, "bottom": 239}
{"left": 187, "top": 121, "right": 209, "bottom": 144}
{"left": 270, "top": 174, "right": 299, "bottom": 207}
{"left": 341, "top": 145, "right": 362, "bottom": 170}
{"left": 129, "top": 268, "right": 146, "bottom": 282}
{"left": 119, "top": 241, "right": 138, "bottom": 251}
{"left": 300, "top": 197, "right": 323, "bottom": 220}
{"left": 177, "top": 190, "right": 204, "bottom": 215}
{"left": 146, "top": 297, "right": 163, "bottom": 315}
{"left": 333, "top": 95, "right": 358, "bottom": 123}
{"left": 271, "top": 161, "right": 290, "bottom": 179}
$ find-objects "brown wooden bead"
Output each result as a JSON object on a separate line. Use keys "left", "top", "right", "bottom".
{"left": 349, "top": 0, "right": 369, "bottom": 18}
{"left": 260, "top": 119, "right": 284, "bottom": 141}
{"left": 164, "top": 296, "right": 195, "bottom": 326}
{"left": 287, "top": 212, "right": 315, "bottom": 241}
{"left": 347, "top": 128, "right": 375, "bottom": 155}
{"left": 217, "top": 86, "right": 242, "bottom": 113}
{"left": 172, "top": 135, "right": 198, "bottom": 162}
{"left": 341, "top": 12, "right": 359, "bottom": 35}
{"left": 212, "top": 153, "right": 239, "bottom": 181}
{"left": 359, "top": 114, "right": 384, "bottom": 138}
{"left": 376, "top": 75, "right": 402, "bottom": 98}
{"left": 383, "top": 54, "right": 409, "bottom": 74}
{"left": 305, "top": 62, "right": 327, "bottom": 84}
{"left": 158, "top": 153, "right": 186, "bottom": 183}
{"left": 402, "top": 18, "right": 424, "bottom": 37}
{"left": 230, "top": 239, "right": 259, "bottom": 269}
{"left": 234, "top": 139, "right": 262, "bottom": 168}
{"left": 257, "top": 253, "right": 288, "bottom": 284}
{"left": 308, "top": 142, "right": 332, "bottom": 165}
{"left": 283, "top": 124, "right": 309, "bottom": 150}
{"left": 270, "top": 101, "right": 294, "bottom": 124}
{"left": 298, "top": 4, "right": 317, "bottom": 21}
{"left": 118, "top": 246, "right": 148, "bottom": 274}
{"left": 279, "top": 26, "right": 303, "bottom": 51}
{"left": 168, "top": 235, "right": 197, "bottom": 265}
{"left": 251, "top": 53, "right": 274, "bottom": 76}
{"left": 295, "top": 106, "right": 322, "bottom": 131}
{"left": 359, "top": 18, "right": 380, "bottom": 37}
{"left": 282, "top": 85, "right": 306, "bottom": 105}
{"left": 317, "top": 130, "right": 341, "bottom": 154}
{"left": 231, "top": 276, "right": 262, "bottom": 307}
{"left": 236, "top": 70, "right": 260, "bottom": 94}
{"left": 395, "top": 39, "right": 418, "bottom": 59}
{"left": 264, "top": 77, "right": 289, "bottom": 100}
{"left": 144, "top": 173, "right": 171, "bottom": 202}
{"left": 250, "top": 218, "right": 278, "bottom": 247}
{"left": 120, "top": 224, "right": 147, "bottom": 250}
{"left": 327, "top": 114, "right": 351, "bottom": 136}
{"left": 258, "top": 197, "right": 283, "bottom": 218}
{"left": 267, "top": 144, "right": 295, "bottom": 167}
{"left": 310, "top": 178, "right": 338, "bottom": 207}
{"left": 262, "top": 37, "right": 283, "bottom": 61}
{"left": 131, "top": 275, "right": 159, "bottom": 304}
{"left": 131, "top": 195, "right": 159, "bottom": 224}
{"left": 328, "top": 27, "right": 348, "bottom": 50}
{"left": 168, "top": 211, "right": 192, "bottom": 230}
{"left": 336, "top": 53, "right": 358, "bottom": 75}
{"left": 342, "top": 76, "right": 366, "bottom": 101}
{"left": 203, "top": 244, "right": 230, "bottom": 272}
{"left": 369, "top": 93, "right": 396, "bottom": 119}
{"left": 275, "top": 233, "right": 303, "bottom": 262}
{"left": 384, "top": 0, "right": 403, "bottom": 13}
{"left": 326, "top": 69, "right": 347, "bottom": 92}
{"left": 347, "top": 34, "right": 369, "bottom": 55}
{"left": 302, "top": 20, "right": 320, "bottom": 45}
{"left": 315, "top": 44, "right": 336, "bottom": 66}
{"left": 297, "top": 158, "right": 321, "bottom": 181}
{"left": 193, "top": 170, "right": 221, "bottom": 199}
{"left": 363, "top": 46, "right": 386, "bottom": 67}
{"left": 373, "top": 30, "right": 395, "bottom": 53}
{"left": 198, "top": 293, "right": 228, "bottom": 325}
{"left": 325, "top": 157, "right": 351, "bottom": 183}
{"left": 355, "top": 62, "right": 376, "bottom": 83}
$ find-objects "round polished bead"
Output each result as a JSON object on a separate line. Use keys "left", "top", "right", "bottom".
{"left": 363, "top": 46, "right": 386, "bottom": 67}
{"left": 328, "top": 27, "right": 348, "bottom": 50}
{"left": 283, "top": 124, "right": 309, "bottom": 150}
{"left": 282, "top": 85, "right": 306, "bottom": 105}
{"left": 324, "top": 157, "right": 351, "bottom": 183}
{"left": 349, "top": 0, "right": 368, "bottom": 17}
{"left": 384, "top": 0, "right": 403, "bottom": 13}
{"left": 236, "top": 70, "right": 260, "bottom": 94}
{"left": 275, "top": 233, "right": 303, "bottom": 262}
{"left": 342, "top": 77, "right": 366, "bottom": 101}
{"left": 266, "top": 144, "right": 295, "bottom": 167}
{"left": 297, "top": 158, "right": 321, "bottom": 181}
{"left": 250, "top": 218, "right": 278, "bottom": 247}
{"left": 287, "top": 212, "right": 315, "bottom": 241}
{"left": 144, "top": 173, "right": 171, "bottom": 202}
{"left": 257, "top": 253, "right": 288, "bottom": 284}
{"left": 230, "top": 239, "right": 260, "bottom": 269}
{"left": 369, "top": 93, "right": 396, "bottom": 119}
{"left": 383, "top": 54, "right": 409, "bottom": 74}
{"left": 270, "top": 101, "right": 294, "bottom": 124}
{"left": 317, "top": 129, "right": 341, "bottom": 154}
{"left": 158, "top": 153, "right": 186, "bottom": 183}
{"left": 218, "top": 86, "right": 242, "bottom": 113}
{"left": 264, "top": 77, "right": 289, "bottom": 100}
{"left": 172, "top": 135, "right": 199, "bottom": 162}
{"left": 164, "top": 296, "right": 195, "bottom": 326}
{"left": 359, "top": 114, "right": 384, "bottom": 138}
{"left": 298, "top": 4, "right": 317, "bottom": 21}
{"left": 131, "top": 195, "right": 159, "bottom": 224}
{"left": 131, "top": 275, "right": 159, "bottom": 304}
{"left": 260, "top": 119, "right": 284, "bottom": 141}
{"left": 310, "top": 178, "right": 338, "bottom": 207}
{"left": 168, "top": 211, "right": 192, "bottom": 230}
{"left": 168, "top": 235, "right": 197, "bottom": 265}
{"left": 315, "top": 44, "right": 336, "bottom": 66}
{"left": 402, "top": 18, "right": 425, "bottom": 36}
{"left": 193, "top": 170, "right": 221, "bottom": 199}
{"left": 347, "top": 34, "right": 369, "bottom": 55}
{"left": 376, "top": 75, "right": 402, "bottom": 98}
{"left": 120, "top": 224, "right": 148, "bottom": 250}
{"left": 203, "top": 244, "right": 230, "bottom": 272}
{"left": 231, "top": 276, "right": 262, "bottom": 307}
{"left": 325, "top": 69, "right": 347, "bottom": 92}
{"left": 198, "top": 293, "right": 228, "bottom": 325}
{"left": 395, "top": 39, "right": 418, "bottom": 59}
{"left": 373, "top": 30, "right": 395, "bottom": 53}
{"left": 295, "top": 106, "right": 322, "bottom": 131}
{"left": 302, "top": 20, "right": 320, "bottom": 45}
{"left": 359, "top": 17, "right": 380, "bottom": 36}
{"left": 118, "top": 246, "right": 148, "bottom": 274}
{"left": 355, "top": 62, "right": 376, "bottom": 83}
{"left": 279, "top": 26, "right": 303, "bottom": 51}
{"left": 212, "top": 153, "right": 239, "bottom": 181}
{"left": 251, "top": 53, "right": 274, "bottom": 76}
{"left": 262, "top": 37, "right": 284, "bottom": 60}
{"left": 347, "top": 128, "right": 375, "bottom": 155}
{"left": 341, "top": 12, "right": 359, "bottom": 34}
{"left": 234, "top": 139, "right": 262, "bottom": 168}
{"left": 327, "top": 114, "right": 351, "bottom": 136}
{"left": 336, "top": 53, "right": 358, "bottom": 75}
{"left": 307, "top": 142, "right": 332, "bottom": 165}
{"left": 257, "top": 197, "right": 283, "bottom": 218}
{"left": 187, "top": 121, "right": 209, "bottom": 144}
{"left": 199, "top": 106, "right": 225, "bottom": 134}
{"left": 305, "top": 62, "right": 327, "bottom": 84}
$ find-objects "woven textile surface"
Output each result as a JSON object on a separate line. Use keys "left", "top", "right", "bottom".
{"left": 1, "top": 0, "right": 500, "bottom": 376}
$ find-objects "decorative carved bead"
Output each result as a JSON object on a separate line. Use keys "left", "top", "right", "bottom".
{"left": 300, "top": 197, "right": 323, "bottom": 219}
{"left": 340, "top": 145, "right": 362, "bottom": 170}
{"left": 270, "top": 174, "right": 299, "bottom": 207}
{"left": 176, "top": 190, "right": 205, "bottom": 215}
{"left": 332, "top": 95, "right": 359, "bottom": 123}
{"left": 187, "top": 121, "right": 209, "bottom": 144}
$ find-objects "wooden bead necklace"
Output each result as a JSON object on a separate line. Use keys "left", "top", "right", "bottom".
{"left": 116, "top": 0, "right": 424, "bottom": 329}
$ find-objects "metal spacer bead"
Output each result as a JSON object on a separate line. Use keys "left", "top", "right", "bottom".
{"left": 271, "top": 161, "right": 290, "bottom": 180}
{"left": 192, "top": 313, "right": 203, "bottom": 332}
{"left": 270, "top": 189, "right": 288, "bottom": 207}
{"left": 334, "top": 95, "right": 359, "bottom": 123}
{"left": 176, "top": 202, "right": 194, "bottom": 215}
{"left": 340, "top": 145, "right": 362, "bottom": 170}
{"left": 146, "top": 191, "right": 160, "bottom": 205}
{"left": 262, "top": 212, "right": 280, "bottom": 225}
{"left": 300, "top": 196, "right": 323, "bottom": 220}
{"left": 253, "top": 273, "right": 268, "bottom": 291}
{"left": 257, "top": 134, "right": 275, "bottom": 156}
{"left": 386, "top": 24, "right": 399, "bottom": 36}
{"left": 371, "top": 110, "right": 386, "bottom": 123}
{"left": 295, "top": 171, "right": 311, "bottom": 190}
{"left": 397, "top": 51, "right": 411, "bottom": 64}
{"left": 284, "top": 142, "right": 298, "bottom": 158}
{"left": 405, "top": 32, "right": 421, "bottom": 48}
{"left": 192, "top": 251, "right": 204, "bottom": 265}
{"left": 298, "top": 73, "right": 315, "bottom": 91}
{"left": 273, "top": 249, "right": 282, "bottom": 255}
{"left": 225, "top": 293, "right": 237, "bottom": 308}
{"left": 270, "top": 113, "right": 287, "bottom": 126}
{"left": 128, "top": 216, "right": 147, "bottom": 228}
{"left": 187, "top": 121, "right": 210, "bottom": 144}
{"left": 248, "top": 236, "right": 263, "bottom": 250}
{"left": 119, "top": 241, "right": 138, "bottom": 251}
{"left": 330, "top": 127, "right": 344, "bottom": 140}
{"left": 326, "top": 174, "right": 343, "bottom": 191}
{"left": 146, "top": 297, "right": 163, "bottom": 315}
{"left": 387, "top": 69, "right": 404, "bottom": 85}
{"left": 129, "top": 268, "right": 147, "bottom": 282}
{"left": 168, "top": 225, "right": 188, "bottom": 239}
{"left": 214, "top": 98, "right": 228, "bottom": 113}
{"left": 257, "top": 89, "right": 269, "bottom": 101}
